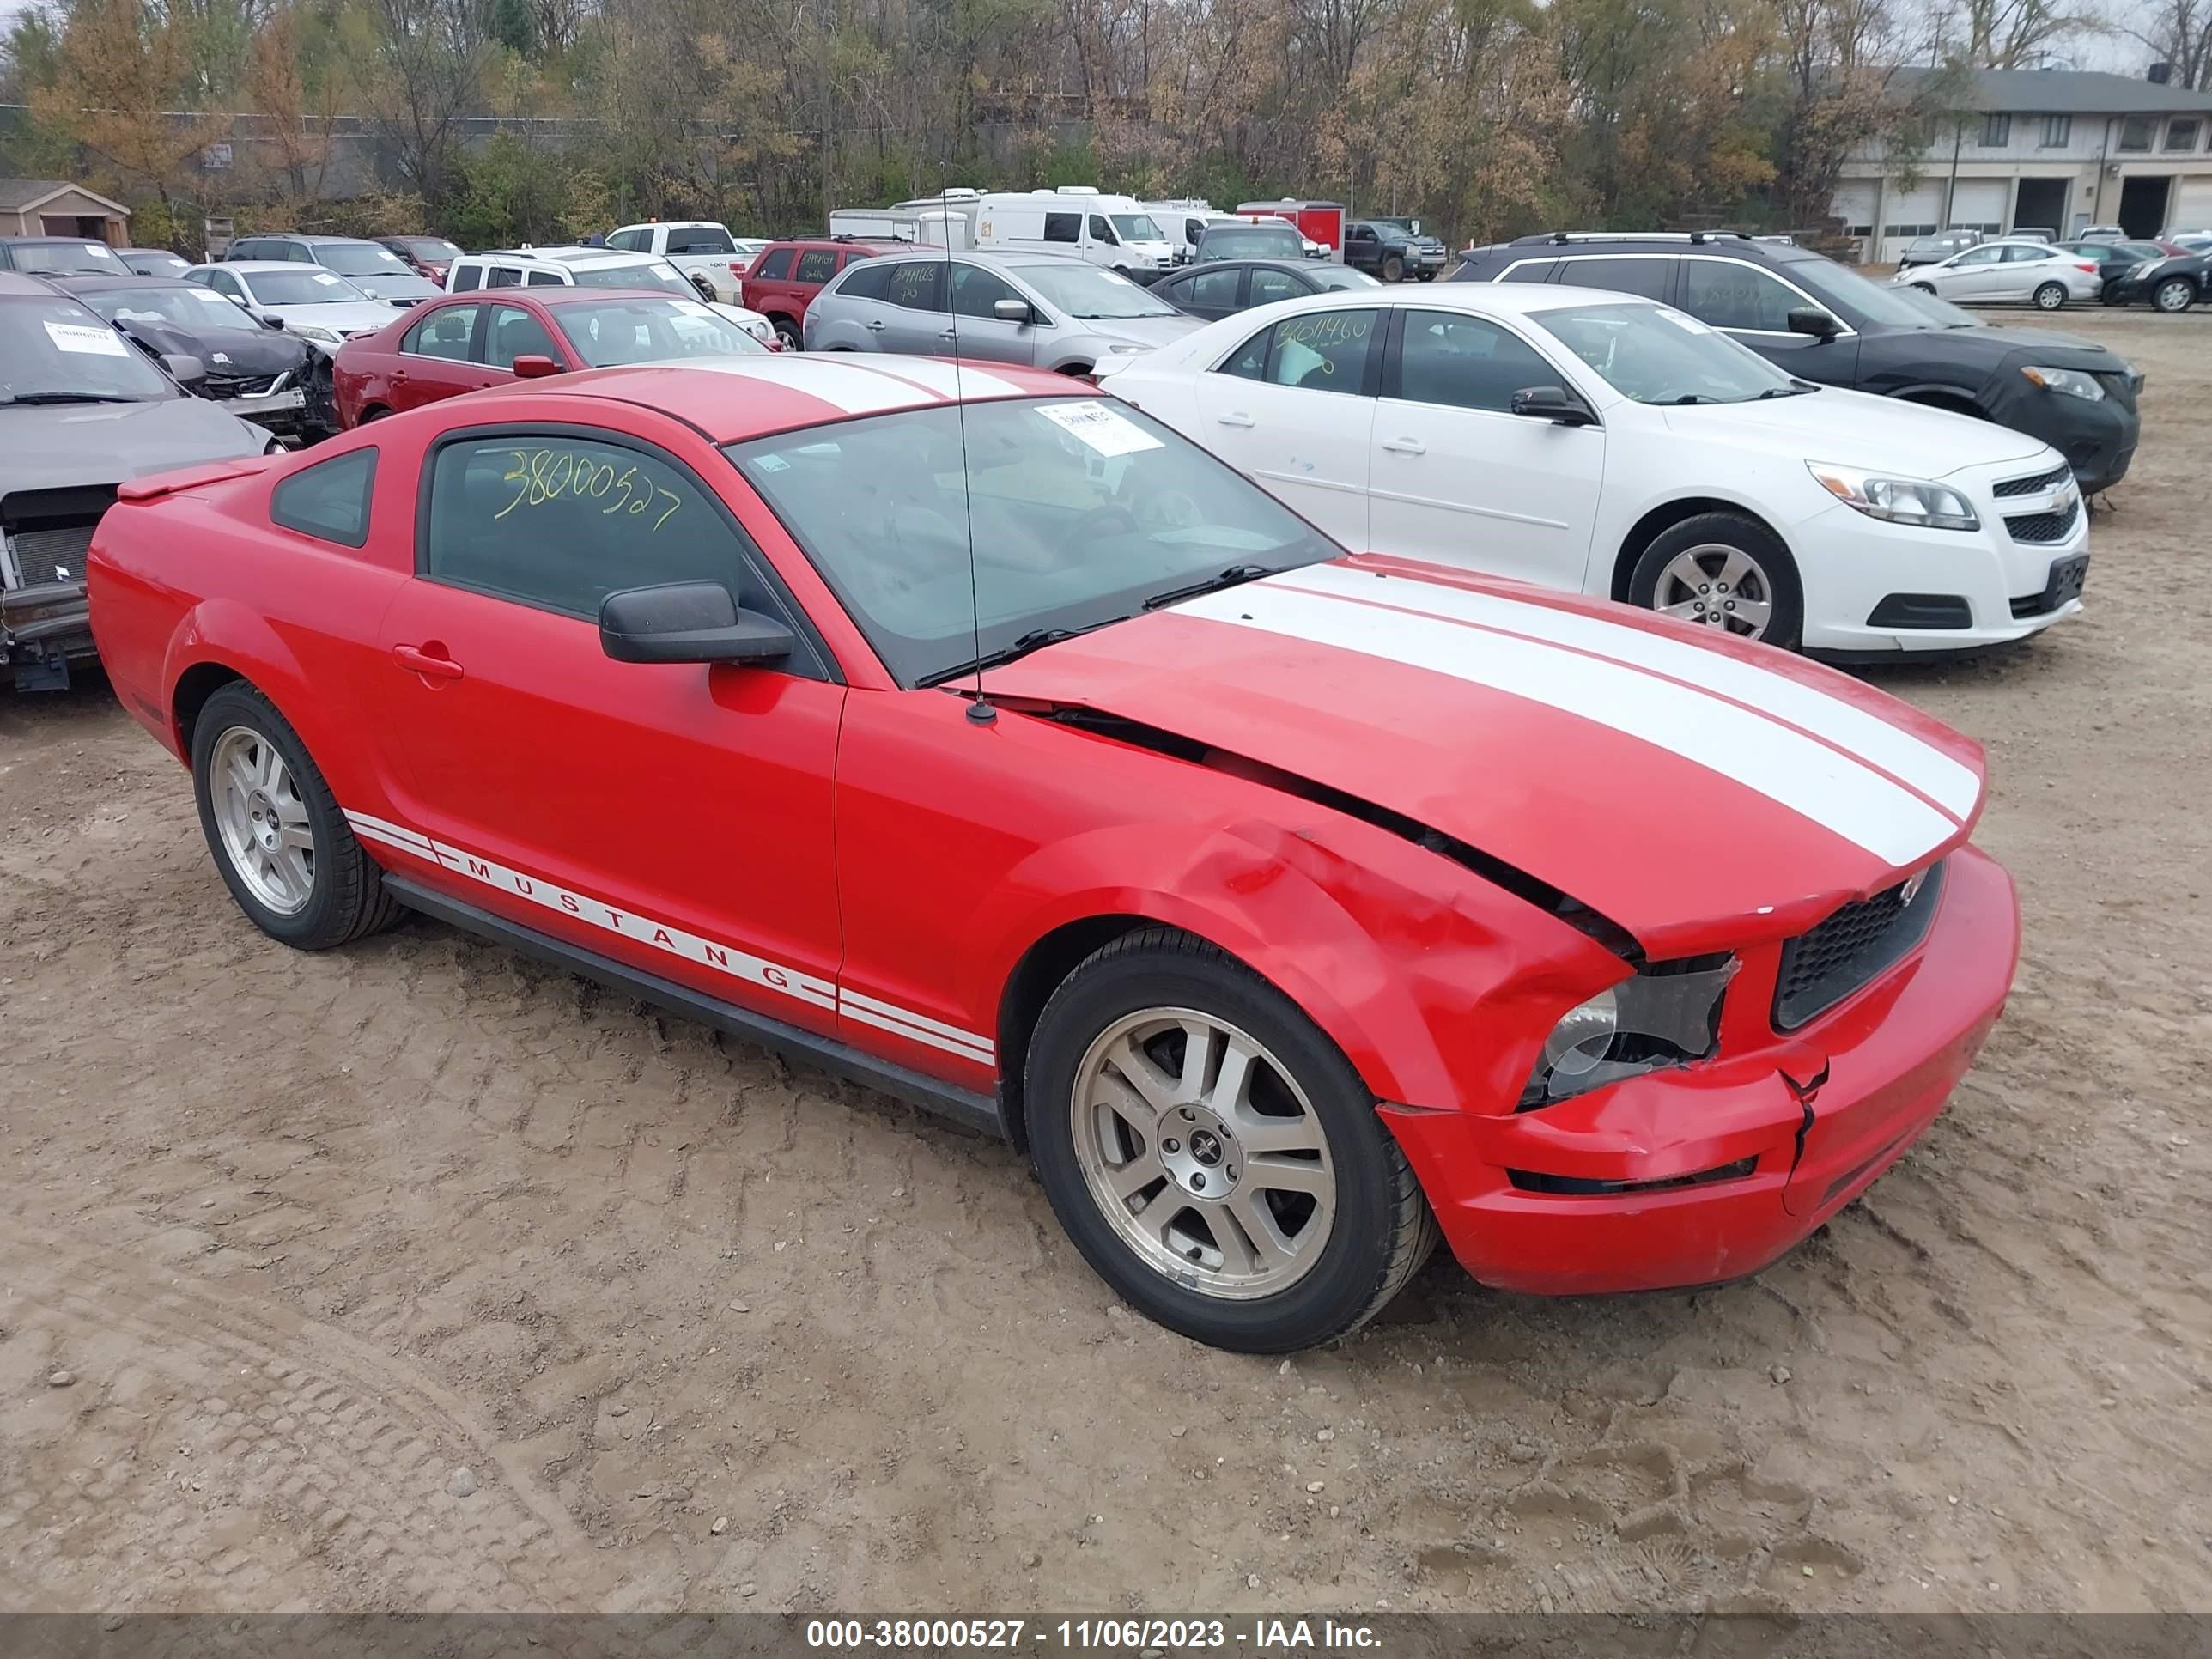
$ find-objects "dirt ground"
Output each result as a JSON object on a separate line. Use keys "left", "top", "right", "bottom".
{"left": 2, "top": 308, "right": 2207, "bottom": 1620}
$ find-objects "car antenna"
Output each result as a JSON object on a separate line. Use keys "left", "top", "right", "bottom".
{"left": 944, "top": 201, "right": 994, "bottom": 726}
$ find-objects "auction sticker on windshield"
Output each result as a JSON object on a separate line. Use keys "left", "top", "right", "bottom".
{"left": 46, "top": 320, "right": 130, "bottom": 356}
{"left": 1038, "top": 399, "right": 1163, "bottom": 457}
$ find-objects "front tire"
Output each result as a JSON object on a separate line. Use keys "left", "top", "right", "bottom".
{"left": 1628, "top": 512, "right": 1803, "bottom": 651}
{"left": 2154, "top": 276, "right": 2196, "bottom": 313}
{"left": 1025, "top": 928, "right": 1437, "bottom": 1352}
{"left": 191, "top": 683, "right": 399, "bottom": 950}
{"left": 2033, "top": 281, "right": 2068, "bottom": 310}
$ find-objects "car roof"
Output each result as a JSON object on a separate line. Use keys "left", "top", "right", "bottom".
{"left": 503, "top": 285, "right": 698, "bottom": 306}
{"left": 3, "top": 234, "right": 116, "bottom": 246}
{"left": 1480, "top": 233, "right": 1820, "bottom": 264}
{"left": 1200, "top": 283, "right": 1660, "bottom": 322}
{"left": 50, "top": 273, "right": 191, "bottom": 290}
{"left": 212, "top": 260, "right": 337, "bottom": 274}
{"left": 474, "top": 356, "right": 1076, "bottom": 442}
{"left": 0, "top": 270, "right": 74, "bottom": 296}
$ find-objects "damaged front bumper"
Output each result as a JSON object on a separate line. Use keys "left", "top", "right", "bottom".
{"left": 2, "top": 578, "right": 94, "bottom": 690}
{"left": 1382, "top": 843, "right": 2020, "bottom": 1294}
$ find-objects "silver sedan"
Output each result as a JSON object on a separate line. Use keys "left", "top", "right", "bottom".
{"left": 1893, "top": 240, "right": 2102, "bottom": 310}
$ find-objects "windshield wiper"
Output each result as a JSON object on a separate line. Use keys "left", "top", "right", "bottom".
{"left": 1142, "top": 563, "right": 1272, "bottom": 611}
{"left": 1751, "top": 381, "right": 1819, "bottom": 399}
{"left": 922, "top": 625, "right": 1099, "bottom": 686}
{"left": 0, "top": 390, "right": 147, "bottom": 405}
{"left": 1669, "top": 393, "right": 1719, "bottom": 405}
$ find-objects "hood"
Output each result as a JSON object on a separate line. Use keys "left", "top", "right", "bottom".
{"left": 111, "top": 319, "right": 310, "bottom": 382}
{"left": 0, "top": 397, "right": 264, "bottom": 495}
{"left": 982, "top": 558, "right": 1984, "bottom": 957}
{"left": 1079, "top": 313, "right": 1209, "bottom": 349}
{"left": 1869, "top": 317, "right": 2123, "bottom": 369}
{"left": 1661, "top": 385, "right": 2049, "bottom": 471}
{"left": 349, "top": 272, "right": 440, "bottom": 301}
{"left": 272, "top": 301, "right": 406, "bottom": 336}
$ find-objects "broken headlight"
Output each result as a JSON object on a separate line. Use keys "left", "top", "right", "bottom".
{"left": 1522, "top": 957, "right": 1740, "bottom": 1106}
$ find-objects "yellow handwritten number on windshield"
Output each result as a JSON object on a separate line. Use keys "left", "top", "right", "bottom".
{"left": 495, "top": 448, "right": 682, "bottom": 532}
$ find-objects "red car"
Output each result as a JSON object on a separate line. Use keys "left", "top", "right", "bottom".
{"left": 331, "top": 287, "right": 769, "bottom": 426}
{"left": 378, "top": 235, "right": 465, "bottom": 284}
{"left": 86, "top": 358, "right": 2019, "bottom": 1352}
{"left": 741, "top": 237, "right": 898, "bottom": 349}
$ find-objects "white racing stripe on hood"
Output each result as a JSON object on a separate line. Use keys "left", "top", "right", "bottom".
{"left": 858, "top": 357, "right": 1026, "bottom": 400}
{"left": 1282, "top": 564, "right": 1980, "bottom": 821}
{"left": 677, "top": 356, "right": 941, "bottom": 413}
{"left": 1180, "top": 584, "right": 1960, "bottom": 868}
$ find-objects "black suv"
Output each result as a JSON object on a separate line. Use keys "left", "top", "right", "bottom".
{"left": 1453, "top": 232, "right": 2142, "bottom": 494}
{"left": 1342, "top": 218, "right": 1447, "bottom": 282}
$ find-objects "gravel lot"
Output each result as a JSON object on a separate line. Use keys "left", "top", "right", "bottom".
{"left": 2, "top": 308, "right": 2205, "bottom": 1618}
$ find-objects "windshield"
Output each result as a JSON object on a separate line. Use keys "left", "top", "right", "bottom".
{"left": 560, "top": 298, "right": 768, "bottom": 366}
{"left": 403, "top": 237, "right": 464, "bottom": 259}
{"left": 126, "top": 251, "right": 192, "bottom": 276}
{"left": 81, "top": 283, "right": 264, "bottom": 333}
{"left": 1533, "top": 301, "right": 1803, "bottom": 404}
{"left": 1199, "top": 226, "right": 1303, "bottom": 262}
{"left": 1885, "top": 283, "right": 1984, "bottom": 329}
{"left": 726, "top": 398, "right": 1334, "bottom": 685}
{"left": 1309, "top": 265, "right": 1382, "bottom": 290}
{"left": 313, "top": 242, "right": 413, "bottom": 277}
{"left": 571, "top": 260, "right": 695, "bottom": 295}
{"left": 0, "top": 296, "right": 174, "bottom": 403}
{"left": 244, "top": 269, "right": 371, "bottom": 306}
{"left": 1110, "top": 214, "right": 1164, "bottom": 242}
{"left": 1787, "top": 255, "right": 1944, "bottom": 329}
{"left": 1012, "top": 263, "right": 1178, "bottom": 319}
{"left": 10, "top": 240, "right": 130, "bottom": 277}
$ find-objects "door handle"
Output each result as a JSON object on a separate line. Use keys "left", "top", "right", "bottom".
{"left": 1217, "top": 411, "right": 1256, "bottom": 428}
{"left": 939, "top": 329, "right": 958, "bottom": 339}
{"left": 866, "top": 319, "right": 885, "bottom": 331}
{"left": 392, "top": 643, "right": 463, "bottom": 682}
{"left": 1382, "top": 437, "right": 1427, "bottom": 455}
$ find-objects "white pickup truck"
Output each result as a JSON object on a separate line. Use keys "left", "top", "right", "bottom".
{"left": 604, "top": 222, "right": 753, "bottom": 302}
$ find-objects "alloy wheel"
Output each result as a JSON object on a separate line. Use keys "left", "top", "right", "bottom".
{"left": 209, "top": 726, "right": 316, "bottom": 915}
{"left": 1070, "top": 1007, "right": 1336, "bottom": 1299}
{"left": 1652, "top": 543, "right": 1775, "bottom": 639}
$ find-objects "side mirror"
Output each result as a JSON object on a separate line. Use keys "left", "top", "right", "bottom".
{"left": 1510, "top": 385, "right": 1595, "bottom": 427}
{"left": 510, "top": 353, "right": 562, "bottom": 379}
{"left": 993, "top": 297, "right": 1035, "bottom": 324}
{"left": 1786, "top": 307, "right": 1840, "bottom": 340}
{"left": 599, "top": 581, "right": 795, "bottom": 666}
{"left": 1410, "top": 220, "right": 1422, "bottom": 234}
{"left": 160, "top": 352, "right": 205, "bottom": 384}
{"left": 259, "top": 313, "right": 285, "bottom": 329}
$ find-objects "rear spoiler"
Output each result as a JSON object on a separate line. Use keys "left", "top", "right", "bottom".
{"left": 117, "top": 454, "right": 274, "bottom": 504}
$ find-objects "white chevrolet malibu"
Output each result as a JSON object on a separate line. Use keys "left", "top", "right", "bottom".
{"left": 1097, "top": 284, "right": 2088, "bottom": 657}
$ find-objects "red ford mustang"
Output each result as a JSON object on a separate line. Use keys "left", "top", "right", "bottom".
{"left": 86, "top": 356, "right": 2019, "bottom": 1352}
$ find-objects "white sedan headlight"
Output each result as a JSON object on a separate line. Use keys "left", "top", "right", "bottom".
{"left": 2020, "top": 364, "right": 2106, "bottom": 403}
{"left": 1808, "top": 462, "right": 1980, "bottom": 532}
{"left": 292, "top": 325, "right": 341, "bottom": 344}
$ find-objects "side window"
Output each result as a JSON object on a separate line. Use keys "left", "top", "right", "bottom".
{"left": 2001, "top": 245, "right": 2051, "bottom": 263}
{"left": 209, "top": 270, "right": 243, "bottom": 300}
{"left": 484, "top": 304, "right": 561, "bottom": 370}
{"left": 884, "top": 258, "right": 946, "bottom": 312}
{"left": 606, "top": 229, "right": 643, "bottom": 252}
{"left": 283, "top": 241, "right": 314, "bottom": 262}
{"left": 1249, "top": 267, "right": 1303, "bottom": 306}
{"left": 1396, "top": 311, "right": 1558, "bottom": 414}
{"left": 424, "top": 433, "right": 769, "bottom": 623}
{"left": 950, "top": 263, "right": 1019, "bottom": 319}
{"left": 450, "top": 263, "right": 483, "bottom": 292}
{"left": 1498, "top": 258, "right": 1558, "bottom": 283}
{"left": 486, "top": 264, "right": 523, "bottom": 288}
{"left": 522, "top": 269, "right": 560, "bottom": 286}
{"left": 1043, "top": 213, "right": 1080, "bottom": 244}
{"left": 270, "top": 448, "right": 375, "bottom": 548}
{"left": 757, "top": 247, "right": 794, "bottom": 281}
{"left": 1559, "top": 256, "right": 1671, "bottom": 300}
{"left": 1218, "top": 325, "right": 1272, "bottom": 380}
{"left": 1262, "top": 308, "right": 1377, "bottom": 392}
{"left": 794, "top": 249, "right": 838, "bottom": 284}
{"left": 837, "top": 258, "right": 892, "bottom": 301}
{"left": 1189, "top": 268, "right": 1243, "bottom": 308}
{"left": 1678, "top": 260, "right": 1802, "bottom": 331}
{"left": 403, "top": 306, "right": 478, "bottom": 361}
{"left": 1088, "top": 215, "right": 1116, "bottom": 246}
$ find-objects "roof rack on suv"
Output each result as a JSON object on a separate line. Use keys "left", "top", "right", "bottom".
{"left": 1514, "top": 230, "right": 1759, "bottom": 247}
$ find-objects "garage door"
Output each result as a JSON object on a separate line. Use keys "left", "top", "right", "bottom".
{"left": 2173, "top": 175, "right": 2212, "bottom": 228}
{"left": 1949, "top": 179, "right": 2007, "bottom": 234}
{"left": 1879, "top": 183, "right": 1944, "bottom": 263}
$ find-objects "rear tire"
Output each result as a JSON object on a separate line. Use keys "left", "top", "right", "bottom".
{"left": 1382, "top": 254, "right": 1405, "bottom": 283}
{"left": 773, "top": 318, "right": 801, "bottom": 349}
{"left": 1911, "top": 282, "right": 1936, "bottom": 295}
{"left": 191, "top": 683, "right": 400, "bottom": 951}
{"left": 1628, "top": 512, "right": 1804, "bottom": 651}
{"left": 1024, "top": 927, "right": 1437, "bottom": 1353}
{"left": 2033, "top": 281, "right": 2067, "bottom": 311}
{"left": 2154, "top": 276, "right": 2196, "bottom": 313}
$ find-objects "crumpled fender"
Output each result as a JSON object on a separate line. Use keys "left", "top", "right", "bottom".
{"left": 957, "top": 803, "right": 1626, "bottom": 1117}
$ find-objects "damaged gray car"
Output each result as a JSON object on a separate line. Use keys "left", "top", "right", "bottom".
{"left": 1, "top": 273, "right": 272, "bottom": 691}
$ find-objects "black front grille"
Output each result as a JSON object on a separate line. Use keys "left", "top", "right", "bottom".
{"left": 1773, "top": 861, "right": 1947, "bottom": 1030}
{"left": 2004, "top": 497, "right": 2080, "bottom": 544}
{"left": 1992, "top": 463, "right": 2071, "bottom": 498}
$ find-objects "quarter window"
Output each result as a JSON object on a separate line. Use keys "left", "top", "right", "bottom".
{"left": 483, "top": 304, "right": 561, "bottom": 370}
{"left": 884, "top": 259, "right": 946, "bottom": 312}
{"left": 756, "top": 248, "right": 794, "bottom": 280}
{"left": 795, "top": 249, "right": 838, "bottom": 284}
{"left": 1678, "top": 260, "right": 1805, "bottom": 332}
{"left": 270, "top": 448, "right": 375, "bottom": 549}
{"left": 1249, "top": 267, "right": 1304, "bottom": 305}
{"left": 1260, "top": 308, "right": 1376, "bottom": 392}
{"left": 1395, "top": 311, "right": 1558, "bottom": 414}
{"left": 1498, "top": 258, "right": 1558, "bottom": 283}
{"left": 424, "top": 433, "right": 765, "bottom": 622}
{"left": 403, "top": 306, "right": 478, "bottom": 361}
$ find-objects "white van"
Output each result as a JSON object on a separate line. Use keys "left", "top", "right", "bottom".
{"left": 970, "top": 188, "right": 1176, "bottom": 277}
{"left": 1142, "top": 200, "right": 1237, "bottom": 265}
{"left": 827, "top": 190, "right": 980, "bottom": 251}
